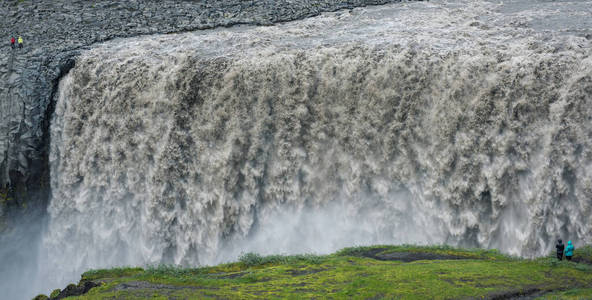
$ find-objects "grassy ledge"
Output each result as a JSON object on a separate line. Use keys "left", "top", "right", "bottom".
{"left": 37, "top": 245, "right": 592, "bottom": 300}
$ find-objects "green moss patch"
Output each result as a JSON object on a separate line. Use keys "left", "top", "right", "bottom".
{"left": 49, "top": 289, "right": 61, "bottom": 298}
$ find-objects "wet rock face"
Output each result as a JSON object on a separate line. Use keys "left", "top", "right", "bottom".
{"left": 0, "top": 0, "right": 405, "bottom": 217}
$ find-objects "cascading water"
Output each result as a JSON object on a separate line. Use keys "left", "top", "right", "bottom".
{"left": 37, "top": 0, "right": 592, "bottom": 296}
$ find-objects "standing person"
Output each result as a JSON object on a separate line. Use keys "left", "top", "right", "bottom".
{"left": 10, "top": 36, "right": 15, "bottom": 49}
{"left": 565, "top": 240, "right": 575, "bottom": 261}
{"left": 556, "top": 239, "right": 565, "bottom": 260}
{"left": 17, "top": 36, "right": 23, "bottom": 49}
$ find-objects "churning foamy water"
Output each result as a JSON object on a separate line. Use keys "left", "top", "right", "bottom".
{"left": 31, "top": 0, "right": 592, "bottom": 297}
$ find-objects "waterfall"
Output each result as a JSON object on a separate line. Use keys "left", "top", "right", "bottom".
{"left": 38, "top": 0, "right": 592, "bottom": 294}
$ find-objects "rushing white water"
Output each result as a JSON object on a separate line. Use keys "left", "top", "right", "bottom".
{"left": 38, "top": 0, "right": 592, "bottom": 295}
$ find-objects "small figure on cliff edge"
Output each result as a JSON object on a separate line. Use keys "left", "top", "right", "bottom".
{"left": 17, "top": 36, "right": 23, "bottom": 49}
{"left": 565, "top": 240, "right": 574, "bottom": 261}
{"left": 10, "top": 36, "right": 15, "bottom": 49}
{"left": 556, "top": 239, "right": 564, "bottom": 260}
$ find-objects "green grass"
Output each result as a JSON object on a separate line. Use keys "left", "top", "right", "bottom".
{"left": 238, "top": 252, "right": 323, "bottom": 267}
{"left": 574, "top": 245, "right": 592, "bottom": 264}
{"left": 337, "top": 244, "right": 516, "bottom": 260}
{"left": 82, "top": 267, "right": 144, "bottom": 281}
{"left": 47, "top": 245, "right": 592, "bottom": 300}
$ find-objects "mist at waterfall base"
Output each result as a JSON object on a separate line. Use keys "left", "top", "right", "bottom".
{"left": 1, "top": 0, "right": 592, "bottom": 298}
{"left": 0, "top": 212, "right": 46, "bottom": 298}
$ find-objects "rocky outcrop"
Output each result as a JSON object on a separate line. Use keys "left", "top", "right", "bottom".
{"left": 0, "top": 0, "right": 409, "bottom": 224}
{"left": 34, "top": 280, "right": 99, "bottom": 300}
{"left": 51, "top": 281, "right": 99, "bottom": 300}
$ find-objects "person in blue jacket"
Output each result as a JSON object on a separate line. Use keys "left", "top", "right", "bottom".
{"left": 565, "top": 240, "right": 575, "bottom": 261}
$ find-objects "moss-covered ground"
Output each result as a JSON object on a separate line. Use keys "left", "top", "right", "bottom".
{"left": 46, "top": 245, "right": 592, "bottom": 299}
